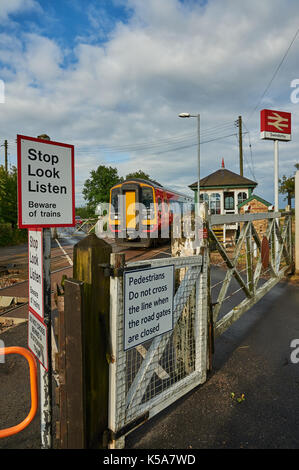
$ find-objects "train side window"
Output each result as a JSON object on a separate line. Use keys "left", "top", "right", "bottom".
{"left": 157, "top": 197, "right": 162, "bottom": 213}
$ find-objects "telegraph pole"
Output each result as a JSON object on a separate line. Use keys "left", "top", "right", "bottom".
{"left": 238, "top": 116, "right": 243, "bottom": 177}
{"left": 4, "top": 140, "right": 8, "bottom": 171}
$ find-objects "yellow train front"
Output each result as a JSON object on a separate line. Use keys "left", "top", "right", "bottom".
{"left": 108, "top": 178, "right": 193, "bottom": 247}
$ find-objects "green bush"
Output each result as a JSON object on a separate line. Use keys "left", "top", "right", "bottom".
{"left": 12, "top": 228, "right": 28, "bottom": 245}
{"left": 0, "top": 223, "right": 13, "bottom": 246}
{"left": 0, "top": 223, "right": 27, "bottom": 246}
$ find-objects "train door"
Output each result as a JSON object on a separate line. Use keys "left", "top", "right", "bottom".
{"left": 125, "top": 191, "right": 136, "bottom": 230}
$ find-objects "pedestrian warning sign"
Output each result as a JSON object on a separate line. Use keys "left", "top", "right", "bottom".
{"left": 123, "top": 265, "right": 174, "bottom": 350}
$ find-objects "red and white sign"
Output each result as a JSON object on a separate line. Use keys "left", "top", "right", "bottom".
{"left": 17, "top": 135, "right": 75, "bottom": 228}
{"left": 260, "top": 109, "right": 291, "bottom": 141}
{"left": 28, "top": 310, "right": 48, "bottom": 370}
{"left": 28, "top": 228, "right": 44, "bottom": 320}
{"left": 28, "top": 228, "right": 48, "bottom": 369}
{"left": 198, "top": 227, "right": 208, "bottom": 239}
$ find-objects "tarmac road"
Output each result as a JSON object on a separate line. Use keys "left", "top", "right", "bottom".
{"left": 126, "top": 278, "right": 299, "bottom": 449}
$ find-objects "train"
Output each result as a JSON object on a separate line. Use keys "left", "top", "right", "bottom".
{"left": 108, "top": 178, "right": 194, "bottom": 246}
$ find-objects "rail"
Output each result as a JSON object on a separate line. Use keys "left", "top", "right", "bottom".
{"left": 0, "top": 347, "right": 38, "bottom": 438}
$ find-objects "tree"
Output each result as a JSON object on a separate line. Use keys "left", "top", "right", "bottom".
{"left": 75, "top": 205, "right": 95, "bottom": 219}
{"left": 279, "top": 163, "right": 299, "bottom": 206}
{"left": 125, "top": 170, "right": 151, "bottom": 181}
{"left": 82, "top": 165, "right": 123, "bottom": 210}
{"left": 0, "top": 165, "right": 18, "bottom": 227}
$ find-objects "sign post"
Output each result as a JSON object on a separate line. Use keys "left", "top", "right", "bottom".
{"left": 260, "top": 109, "right": 291, "bottom": 271}
{"left": 40, "top": 226, "right": 51, "bottom": 449}
{"left": 274, "top": 139, "right": 279, "bottom": 212}
{"left": 18, "top": 134, "right": 75, "bottom": 449}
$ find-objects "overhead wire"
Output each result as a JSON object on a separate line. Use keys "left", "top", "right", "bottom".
{"left": 241, "top": 26, "right": 299, "bottom": 187}
{"left": 247, "top": 25, "right": 299, "bottom": 120}
{"left": 76, "top": 123, "right": 238, "bottom": 155}
{"left": 5, "top": 122, "right": 239, "bottom": 158}
{"left": 75, "top": 121, "right": 234, "bottom": 149}
{"left": 151, "top": 132, "right": 241, "bottom": 156}
{"left": 4, "top": 121, "right": 244, "bottom": 168}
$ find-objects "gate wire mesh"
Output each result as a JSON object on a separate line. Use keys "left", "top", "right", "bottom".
{"left": 113, "top": 256, "right": 203, "bottom": 428}
{"left": 209, "top": 213, "right": 293, "bottom": 325}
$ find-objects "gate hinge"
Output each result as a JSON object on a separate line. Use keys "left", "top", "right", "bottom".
{"left": 99, "top": 263, "right": 124, "bottom": 277}
{"left": 106, "top": 412, "right": 149, "bottom": 443}
{"left": 99, "top": 263, "right": 152, "bottom": 277}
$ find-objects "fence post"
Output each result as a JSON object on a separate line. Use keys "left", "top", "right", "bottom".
{"left": 246, "top": 222, "right": 253, "bottom": 293}
{"left": 108, "top": 252, "right": 126, "bottom": 449}
{"left": 55, "top": 279, "right": 86, "bottom": 449}
{"left": 296, "top": 171, "right": 299, "bottom": 273}
{"left": 73, "top": 233, "right": 112, "bottom": 448}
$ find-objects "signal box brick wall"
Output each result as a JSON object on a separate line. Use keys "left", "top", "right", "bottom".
{"left": 239, "top": 197, "right": 271, "bottom": 237}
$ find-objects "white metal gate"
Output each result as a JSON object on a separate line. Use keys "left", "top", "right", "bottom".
{"left": 209, "top": 211, "right": 293, "bottom": 338}
{"left": 107, "top": 210, "right": 293, "bottom": 448}
{"left": 108, "top": 252, "right": 208, "bottom": 448}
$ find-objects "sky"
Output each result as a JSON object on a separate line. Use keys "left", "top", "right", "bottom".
{"left": 1, "top": 0, "right": 299, "bottom": 207}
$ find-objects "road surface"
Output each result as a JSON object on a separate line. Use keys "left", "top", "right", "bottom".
{"left": 126, "top": 278, "right": 299, "bottom": 449}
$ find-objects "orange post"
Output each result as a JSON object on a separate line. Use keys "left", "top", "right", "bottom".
{"left": 0, "top": 347, "right": 38, "bottom": 438}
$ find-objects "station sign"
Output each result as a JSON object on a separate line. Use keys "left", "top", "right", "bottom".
{"left": 28, "top": 310, "right": 48, "bottom": 370}
{"left": 28, "top": 228, "right": 44, "bottom": 320}
{"left": 123, "top": 265, "right": 174, "bottom": 350}
{"left": 260, "top": 109, "right": 291, "bottom": 141}
{"left": 17, "top": 134, "right": 75, "bottom": 228}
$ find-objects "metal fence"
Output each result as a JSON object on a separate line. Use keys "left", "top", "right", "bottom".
{"left": 108, "top": 252, "right": 208, "bottom": 448}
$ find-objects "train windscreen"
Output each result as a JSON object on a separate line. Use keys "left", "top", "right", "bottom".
{"left": 111, "top": 187, "right": 121, "bottom": 212}
{"left": 141, "top": 186, "right": 154, "bottom": 208}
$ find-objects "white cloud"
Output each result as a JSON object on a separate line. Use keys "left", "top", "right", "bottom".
{"left": 1, "top": 0, "right": 299, "bottom": 206}
{"left": 0, "top": 0, "right": 42, "bottom": 20}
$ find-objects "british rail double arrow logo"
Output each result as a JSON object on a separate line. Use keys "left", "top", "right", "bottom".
{"left": 267, "top": 112, "right": 289, "bottom": 131}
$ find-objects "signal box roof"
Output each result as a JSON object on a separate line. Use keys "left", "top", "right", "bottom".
{"left": 189, "top": 168, "right": 257, "bottom": 190}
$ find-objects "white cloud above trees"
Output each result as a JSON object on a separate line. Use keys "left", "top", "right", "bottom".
{"left": 0, "top": 0, "right": 299, "bottom": 205}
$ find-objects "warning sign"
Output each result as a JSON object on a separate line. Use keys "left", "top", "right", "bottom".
{"left": 28, "top": 310, "right": 48, "bottom": 370}
{"left": 123, "top": 265, "right": 174, "bottom": 350}
{"left": 17, "top": 134, "right": 75, "bottom": 228}
{"left": 28, "top": 228, "right": 43, "bottom": 320}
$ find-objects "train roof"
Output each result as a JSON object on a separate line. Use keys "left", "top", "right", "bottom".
{"left": 121, "top": 177, "right": 163, "bottom": 187}
{"left": 114, "top": 178, "right": 193, "bottom": 201}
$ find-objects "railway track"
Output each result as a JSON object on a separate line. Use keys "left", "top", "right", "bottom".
{"left": 0, "top": 240, "right": 171, "bottom": 321}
